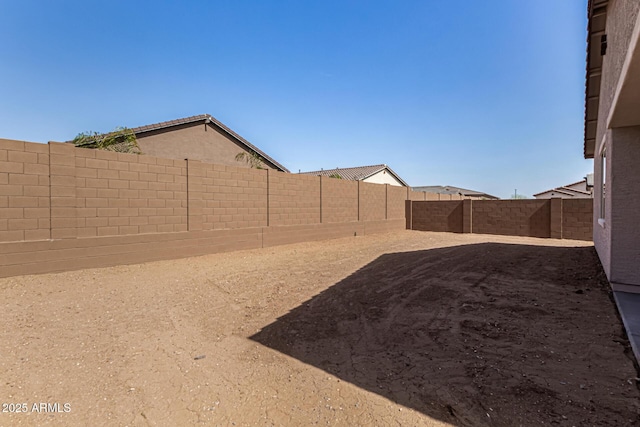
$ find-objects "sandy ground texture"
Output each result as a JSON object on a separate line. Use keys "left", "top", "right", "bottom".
{"left": 1, "top": 230, "right": 639, "bottom": 427}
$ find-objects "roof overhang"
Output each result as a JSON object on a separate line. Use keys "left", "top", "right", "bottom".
{"left": 584, "top": 0, "right": 609, "bottom": 159}
{"left": 607, "top": 11, "right": 640, "bottom": 129}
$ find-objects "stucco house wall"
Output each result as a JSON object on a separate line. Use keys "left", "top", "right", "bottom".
{"left": 589, "top": 0, "right": 640, "bottom": 288}
{"left": 362, "top": 170, "right": 405, "bottom": 186}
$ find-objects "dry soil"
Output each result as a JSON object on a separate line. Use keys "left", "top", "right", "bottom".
{"left": 1, "top": 230, "right": 639, "bottom": 426}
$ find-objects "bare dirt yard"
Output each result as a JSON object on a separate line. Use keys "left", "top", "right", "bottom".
{"left": 1, "top": 230, "right": 639, "bottom": 426}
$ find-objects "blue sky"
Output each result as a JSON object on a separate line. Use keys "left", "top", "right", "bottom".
{"left": 0, "top": 1, "right": 590, "bottom": 198}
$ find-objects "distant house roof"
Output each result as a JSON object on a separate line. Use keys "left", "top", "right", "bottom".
{"left": 68, "top": 114, "right": 289, "bottom": 172}
{"left": 533, "top": 176, "right": 593, "bottom": 198}
{"left": 412, "top": 185, "right": 500, "bottom": 200}
{"left": 300, "top": 164, "right": 409, "bottom": 186}
{"left": 535, "top": 187, "right": 592, "bottom": 198}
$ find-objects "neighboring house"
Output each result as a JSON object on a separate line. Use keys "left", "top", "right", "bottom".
{"left": 70, "top": 114, "right": 289, "bottom": 172}
{"left": 300, "top": 164, "right": 408, "bottom": 187}
{"left": 533, "top": 175, "right": 594, "bottom": 199}
{"left": 412, "top": 185, "right": 499, "bottom": 200}
{"left": 584, "top": 0, "right": 640, "bottom": 360}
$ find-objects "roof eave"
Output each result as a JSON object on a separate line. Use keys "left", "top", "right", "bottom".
{"left": 584, "top": 0, "right": 609, "bottom": 159}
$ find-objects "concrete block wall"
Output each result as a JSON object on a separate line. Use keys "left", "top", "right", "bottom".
{"left": 386, "top": 185, "right": 407, "bottom": 220}
{"left": 472, "top": 200, "right": 550, "bottom": 238}
{"left": 320, "top": 177, "right": 358, "bottom": 223}
{"left": 189, "top": 161, "right": 268, "bottom": 230}
{"left": 410, "top": 201, "right": 463, "bottom": 233}
{"left": 407, "top": 199, "right": 592, "bottom": 241}
{"left": 0, "top": 139, "right": 50, "bottom": 242}
{"left": 408, "top": 190, "right": 426, "bottom": 201}
{"left": 72, "top": 145, "right": 188, "bottom": 238}
{"left": 0, "top": 139, "right": 411, "bottom": 277}
{"left": 359, "top": 181, "right": 386, "bottom": 221}
{"left": 562, "top": 198, "right": 594, "bottom": 241}
{"left": 269, "top": 171, "right": 320, "bottom": 226}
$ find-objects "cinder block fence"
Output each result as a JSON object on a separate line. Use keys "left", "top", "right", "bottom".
{"left": 0, "top": 139, "right": 422, "bottom": 277}
{"left": 405, "top": 199, "right": 593, "bottom": 241}
{"left": 0, "top": 138, "right": 593, "bottom": 278}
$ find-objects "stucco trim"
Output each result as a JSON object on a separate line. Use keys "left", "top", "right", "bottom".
{"left": 606, "top": 10, "right": 640, "bottom": 129}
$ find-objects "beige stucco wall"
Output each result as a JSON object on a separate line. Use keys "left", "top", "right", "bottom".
{"left": 592, "top": 0, "right": 640, "bottom": 286}
{"left": 608, "top": 126, "right": 640, "bottom": 285}
{"left": 136, "top": 123, "right": 279, "bottom": 170}
{"left": 596, "top": 0, "right": 640, "bottom": 148}
{"left": 565, "top": 181, "right": 589, "bottom": 193}
{"left": 363, "top": 170, "right": 405, "bottom": 186}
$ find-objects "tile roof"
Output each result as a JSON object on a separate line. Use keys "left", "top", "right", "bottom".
{"left": 130, "top": 114, "right": 289, "bottom": 172}
{"left": 412, "top": 185, "right": 499, "bottom": 200}
{"left": 533, "top": 177, "right": 593, "bottom": 197}
{"left": 300, "top": 164, "right": 409, "bottom": 186}
{"left": 533, "top": 187, "right": 592, "bottom": 197}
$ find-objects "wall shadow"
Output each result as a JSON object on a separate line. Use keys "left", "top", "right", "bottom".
{"left": 251, "top": 243, "right": 638, "bottom": 426}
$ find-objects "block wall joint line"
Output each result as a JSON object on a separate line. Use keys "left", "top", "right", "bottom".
{"left": 186, "top": 158, "right": 190, "bottom": 231}
{"left": 266, "top": 169, "right": 270, "bottom": 227}
{"left": 385, "top": 184, "right": 388, "bottom": 220}
{"left": 410, "top": 200, "right": 413, "bottom": 229}
{"left": 357, "top": 181, "right": 360, "bottom": 222}
{"left": 559, "top": 198, "right": 563, "bottom": 239}
{"left": 48, "top": 143, "right": 53, "bottom": 240}
{"left": 319, "top": 175, "right": 323, "bottom": 224}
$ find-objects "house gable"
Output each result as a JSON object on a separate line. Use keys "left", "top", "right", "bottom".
{"left": 300, "top": 164, "right": 408, "bottom": 187}
{"left": 69, "top": 114, "right": 289, "bottom": 172}
{"left": 135, "top": 116, "right": 288, "bottom": 171}
{"left": 363, "top": 169, "right": 406, "bottom": 186}
{"left": 136, "top": 122, "right": 278, "bottom": 169}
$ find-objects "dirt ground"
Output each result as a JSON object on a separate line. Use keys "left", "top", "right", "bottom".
{"left": 1, "top": 230, "right": 639, "bottom": 426}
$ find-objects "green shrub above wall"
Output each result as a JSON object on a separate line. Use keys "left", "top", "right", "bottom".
{"left": 72, "top": 127, "right": 141, "bottom": 154}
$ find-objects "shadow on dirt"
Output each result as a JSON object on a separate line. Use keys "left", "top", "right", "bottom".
{"left": 251, "top": 243, "right": 640, "bottom": 426}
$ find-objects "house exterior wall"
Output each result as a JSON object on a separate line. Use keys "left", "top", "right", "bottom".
{"left": 593, "top": 130, "right": 612, "bottom": 278}
{"left": 591, "top": 1, "right": 640, "bottom": 287}
{"left": 136, "top": 122, "right": 281, "bottom": 170}
{"left": 565, "top": 181, "right": 589, "bottom": 192}
{"left": 596, "top": 0, "right": 640, "bottom": 147}
{"left": 608, "top": 126, "right": 640, "bottom": 285}
{"left": 363, "top": 170, "right": 404, "bottom": 186}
